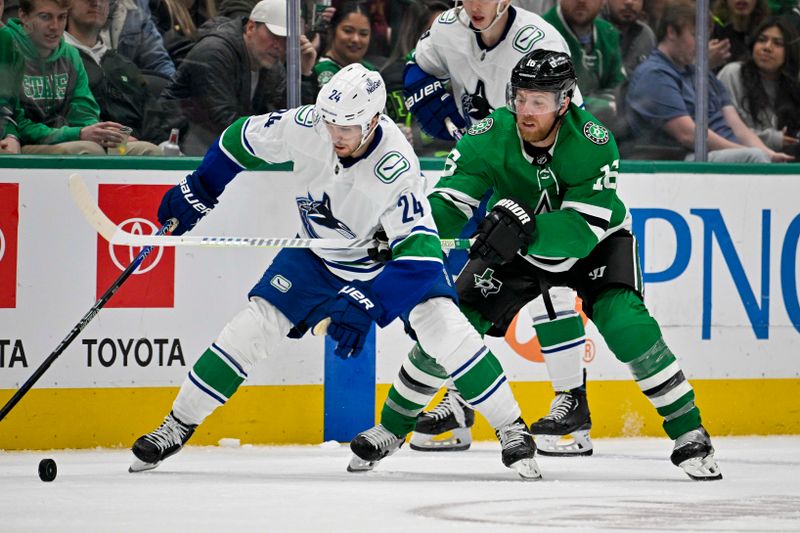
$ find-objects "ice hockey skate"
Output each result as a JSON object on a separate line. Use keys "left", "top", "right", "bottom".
{"left": 347, "top": 424, "right": 405, "bottom": 472}
{"left": 497, "top": 417, "right": 542, "bottom": 480}
{"left": 409, "top": 389, "right": 475, "bottom": 452}
{"left": 129, "top": 412, "right": 196, "bottom": 473}
{"left": 529, "top": 384, "right": 593, "bottom": 456}
{"left": 671, "top": 426, "right": 723, "bottom": 480}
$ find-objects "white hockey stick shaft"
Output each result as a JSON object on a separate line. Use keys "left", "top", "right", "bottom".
{"left": 68, "top": 173, "right": 474, "bottom": 251}
{"left": 445, "top": 117, "right": 464, "bottom": 140}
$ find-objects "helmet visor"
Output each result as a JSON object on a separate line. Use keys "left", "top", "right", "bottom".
{"left": 506, "top": 85, "right": 561, "bottom": 115}
{"left": 324, "top": 121, "right": 363, "bottom": 145}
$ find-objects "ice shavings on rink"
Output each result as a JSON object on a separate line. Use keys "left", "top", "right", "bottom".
{"left": 1, "top": 435, "right": 799, "bottom": 532}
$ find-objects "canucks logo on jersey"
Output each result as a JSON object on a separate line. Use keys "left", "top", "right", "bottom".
{"left": 461, "top": 80, "right": 493, "bottom": 124}
{"left": 297, "top": 192, "right": 357, "bottom": 239}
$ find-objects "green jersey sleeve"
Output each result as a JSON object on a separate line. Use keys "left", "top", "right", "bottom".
{"left": 428, "top": 133, "right": 494, "bottom": 239}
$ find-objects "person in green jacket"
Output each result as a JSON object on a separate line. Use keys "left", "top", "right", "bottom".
{"left": 6, "top": 0, "right": 158, "bottom": 154}
{"left": 0, "top": 28, "right": 23, "bottom": 153}
{"left": 544, "top": 0, "right": 626, "bottom": 131}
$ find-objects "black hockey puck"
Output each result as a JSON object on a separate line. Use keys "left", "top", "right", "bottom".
{"left": 38, "top": 458, "right": 57, "bottom": 482}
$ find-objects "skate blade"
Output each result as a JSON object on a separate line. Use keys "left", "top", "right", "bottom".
{"left": 679, "top": 455, "right": 723, "bottom": 481}
{"left": 533, "top": 430, "right": 593, "bottom": 457}
{"left": 509, "top": 457, "right": 542, "bottom": 480}
{"left": 409, "top": 428, "right": 472, "bottom": 452}
{"left": 129, "top": 457, "right": 161, "bottom": 473}
{"left": 347, "top": 454, "right": 377, "bottom": 473}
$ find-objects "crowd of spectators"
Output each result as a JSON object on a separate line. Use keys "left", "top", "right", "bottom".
{"left": 1, "top": 0, "right": 799, "bottom": 160}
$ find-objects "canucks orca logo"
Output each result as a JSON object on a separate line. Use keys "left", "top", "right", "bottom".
{"left": 461, "top": 80, "right": 493, "bottom": 124}
{"left": 297, "top": 192, "right": 357, "bottom": 239}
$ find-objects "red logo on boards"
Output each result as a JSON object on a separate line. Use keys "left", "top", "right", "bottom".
{"left": 97, "top": 184, "right": 175, "bottom": 308}
{"left": 0, "top": 183, "right": 19, "bottom": 308}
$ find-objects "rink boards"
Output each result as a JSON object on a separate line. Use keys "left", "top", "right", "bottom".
{"left": 0, "top": 158, "right": 799, "bottom": 449}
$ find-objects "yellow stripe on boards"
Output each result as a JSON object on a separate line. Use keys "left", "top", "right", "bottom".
{"left": 2, "top": 379, "right": 798, "bottom": 450}
{"left": 376, "top": 378, "right": 800, "bottom": 440}
{"left": 0, "top": 385, "right": 323, "bottom": 450}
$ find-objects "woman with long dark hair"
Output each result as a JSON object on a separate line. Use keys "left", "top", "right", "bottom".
{"left": 313, "top": 2, "right": 374, "bottom": 89}
{"left": 717, "top": 17, "right": 800, "bottom": 154}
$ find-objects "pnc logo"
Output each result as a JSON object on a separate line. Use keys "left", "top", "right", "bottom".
{"left": 108, "top": 218, "right": 164, "bottom": 275}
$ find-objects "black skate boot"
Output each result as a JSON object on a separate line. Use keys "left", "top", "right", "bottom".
{"left": 348, "top": 424, "right": 405, "bottom": 472}
{"left": 409, "top": 389, "right": 475, "bottom": 452}
{"left": 129, "top": 411, "right": 196, "bottom": 473}
{"left": 496, "top": 417, "right": 541, "bottom": 480}
{"left": 671, "top": 426, "right": 722, "bottom": 480}
{"left": 529, "top": 383, "right": 593, "bottom": 456}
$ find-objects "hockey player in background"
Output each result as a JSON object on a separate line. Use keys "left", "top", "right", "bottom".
{"left": 352, "top": 50, "right": 722, "bottom": 481}
{"left": 402, "top": 0, "right": 594, "bottom": 457}
{"left": 129, "top": 64, "right": 541, "bottom": 480}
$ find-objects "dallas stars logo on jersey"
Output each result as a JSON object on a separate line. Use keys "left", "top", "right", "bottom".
{"left": 468, "top": 117, "right": 493, "bottom": 136}
{"left": 474, "top": 268, "right": 502, "bottom": 297}
{"left": 583, "top": 121, "right": 610, "bottom": 145}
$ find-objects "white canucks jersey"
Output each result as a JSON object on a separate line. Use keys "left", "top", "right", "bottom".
{"left": 412, "top": 6, "right": 583, "bottom": 125}
{"left": 217, "top": 105, "right": 443, "bottom": 283}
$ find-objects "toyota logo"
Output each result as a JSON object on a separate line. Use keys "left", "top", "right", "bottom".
{"left": 0, "top": 228, "right": 5, "bottom": 263}
{"left": 108, "top": 218, "right": 163, "bottom": 274}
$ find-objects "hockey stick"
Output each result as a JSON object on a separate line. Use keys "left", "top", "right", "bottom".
{"left": 0, "top": 217, "right": 178, "bottom": 423}
{"left": 445, "top": 117, "right": 464, "bottom": 140}
{"left": 68, "top": 173, "right": 475, "bottom": 251}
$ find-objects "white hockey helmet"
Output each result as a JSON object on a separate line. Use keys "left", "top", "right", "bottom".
{"left": 315, "top": 64, "right": 387, "bottom": 145}
{"left": 454, "top": 0, "right": 511, "bottom": 33}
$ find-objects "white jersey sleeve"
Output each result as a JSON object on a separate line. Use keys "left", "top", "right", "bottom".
{"left": 411, "top": 6, "right": 583, "bottom": 124}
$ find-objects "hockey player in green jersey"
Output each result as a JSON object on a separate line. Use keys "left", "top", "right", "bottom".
{"left": 405, "top": 0, "right": 594, "bottom": 458}
{"left": 350, "top": 49, "right": 722, "bottom": 481}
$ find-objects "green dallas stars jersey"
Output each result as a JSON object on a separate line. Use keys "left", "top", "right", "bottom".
{"left": 430, "top": 105, "right": 631, "bottom": 272}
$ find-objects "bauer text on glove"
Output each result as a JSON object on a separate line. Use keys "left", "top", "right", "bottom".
{"left": 158, "top": 173, "right": 218, "bottom": 235}
{"left": 403, "top": 64, "right": 465, "bottom": 140}
{"left": 327, "top": 284, "right": 384, "bottom": 359}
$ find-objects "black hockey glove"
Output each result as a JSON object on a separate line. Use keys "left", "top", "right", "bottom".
{"left": 367, "top": 230, "right": 392, "bottom": 263}
{"left": 158, "top": 173, "right": 218, "bottom": 235}
{"left": 469, "top": 197, "right": 536, "bottom": 265}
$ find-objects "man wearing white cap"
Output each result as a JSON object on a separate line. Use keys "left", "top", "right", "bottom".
{"left": 160, "top": 0, "right": 318, "bottom": 154}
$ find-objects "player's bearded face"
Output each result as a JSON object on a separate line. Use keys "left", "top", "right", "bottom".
{"left": 513, "top": 89, "right": 561, "bottom": 143}
{"left": 325, "top": 122, "right": 363, "bottom": 157}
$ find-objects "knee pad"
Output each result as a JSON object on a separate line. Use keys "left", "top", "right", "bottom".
{"left": 215, "top": 297, "right": 293, "bottom": 371}
{"left": 408, "top": 297, "right": 485, "bottom": 373}
{"left": 525, "top": 286, "right": 579, "bottom": 324}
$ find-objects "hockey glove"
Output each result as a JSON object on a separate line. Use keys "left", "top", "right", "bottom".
{"left": 403, "top": 63, "right": 465, "bottom": 141}
{"left": 469, "top": 197, "right": 537, "bottom": 265}
{"left": 158, "top": 173, "right": 218, "bottom": 235}
{"left": 367, "top": 230, "right": 392, "bottom": 263}
{"left": 327, "top": 283, "right": 384, "bottom": 359}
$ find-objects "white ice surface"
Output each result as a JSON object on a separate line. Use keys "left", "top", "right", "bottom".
{"left": 2, "top": 436, "right": 799, "bottom": 532}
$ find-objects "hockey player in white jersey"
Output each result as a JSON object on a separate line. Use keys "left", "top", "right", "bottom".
{"left": 128, "top": 65, "right": 541, "bottom": 480}
{"left": 400, "top": 0, "right": 594, "bottom": 456}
